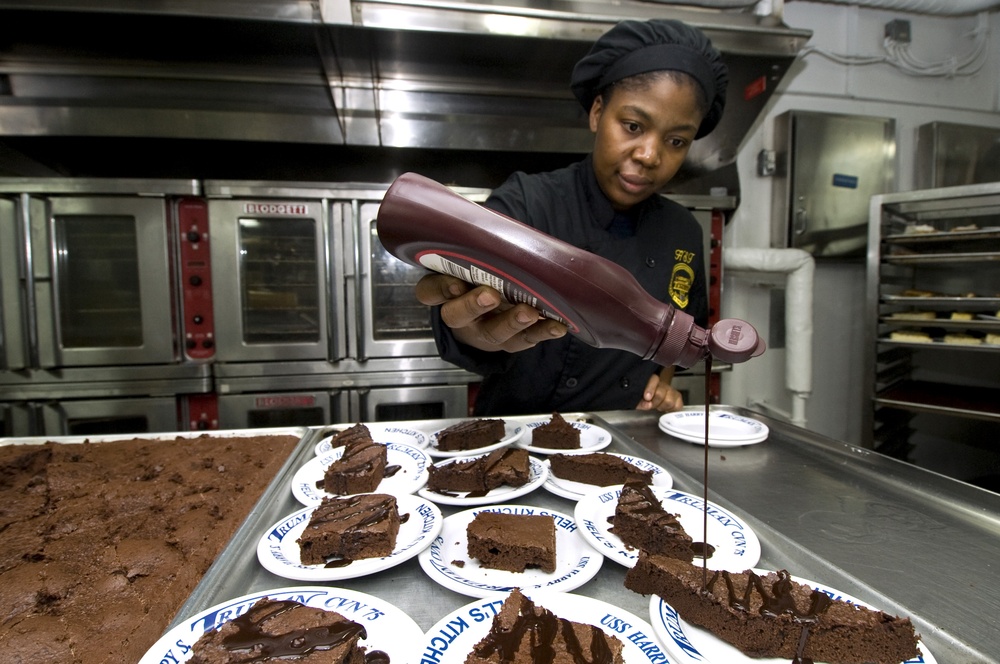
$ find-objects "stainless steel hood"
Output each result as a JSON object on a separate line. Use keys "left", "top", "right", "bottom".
{"left": 0, "top": 1, "right": 811, "bottom": 193}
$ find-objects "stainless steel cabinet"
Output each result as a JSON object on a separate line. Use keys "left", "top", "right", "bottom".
{"left": 864, "top": 184, "right": 1000, "bottom": 458}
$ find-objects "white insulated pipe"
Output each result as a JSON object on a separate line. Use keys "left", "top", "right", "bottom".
{"left": 723, "top": 248, "right": 815, "bottom": 427}
{"left": 788, "top": 0, "right": 1000, "bottom": 15}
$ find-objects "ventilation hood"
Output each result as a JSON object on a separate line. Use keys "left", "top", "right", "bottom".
{"left": 0, "top": 1, "right": 811, "bottom": 192}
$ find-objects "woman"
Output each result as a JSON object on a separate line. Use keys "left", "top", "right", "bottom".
{"left": 416, "top": 19, "right": 728, "bottom": 416}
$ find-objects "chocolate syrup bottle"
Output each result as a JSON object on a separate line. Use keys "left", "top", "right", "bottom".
{"left": 376, "top": 172, "right": 765, "bottom": 368}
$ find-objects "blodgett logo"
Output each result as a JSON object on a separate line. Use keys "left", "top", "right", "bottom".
{"left": 244, "top": 202, "right": 309, "bottom": 215}
{"left": 728, "top": 324, "right": 742, "bottom": 346}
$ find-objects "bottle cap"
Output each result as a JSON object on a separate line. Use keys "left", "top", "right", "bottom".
{"left": 708, "top": 319, "right": 766, "bottom": 363}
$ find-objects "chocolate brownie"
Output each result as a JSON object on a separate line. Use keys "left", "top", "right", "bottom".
{"left": 611, "top": 481, "right": 693, "bottom": 562}
{"left": 466, "top": 511, "right": 556, "bottom": 573}
{"left": 0, "top": 433, "right": 300, "bottom": 664}
{"left": 436, "top": 419, "right": 506, "bottom": 452}
{"left": 320, "top": 435, "right": 387, "bottom": 495}
{"left": 530, "top": 412, "right": 581, "bottom": 449}
{"left": 624, "top": 553, "right": 921, "bottom": 664}
{"left": 188, "top": 597, "right": 368, "bottom": 663}
{"left": 549, "top": 452, "right": 653, "bottom": 487}
{"left": 297, "top": 493, "right": 400, "bottom": 565}
{"left": 427, "top": 446, "right": 530, "bottom": 494}
{"left": 466, "top": 588, "right": 624, "bottom": 663}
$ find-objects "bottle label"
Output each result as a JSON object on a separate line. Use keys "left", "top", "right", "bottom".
{"left": 417, "top": 250, "right": 574, "bottom": 330}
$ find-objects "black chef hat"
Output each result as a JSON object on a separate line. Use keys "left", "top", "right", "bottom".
{"left": 570, "top": 19, "right": 728, "bottom": 139}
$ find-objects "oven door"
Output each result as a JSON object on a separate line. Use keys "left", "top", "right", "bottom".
{"left": 36, "top": 396, "right": 183, "bottom": 436}
{"left": 0, "top": 193, "right": 28, "bottom": 370}
{"left": 350, "top": 384, "right": 470, "bottom": 422}
{"left": 356, "top": 186, "right": 490, "bottom": 360}
{"left": 0, "top": 402, "right": 34, "bottom": 437}
{"left": 28, "top": 194, "right": 178, "bottom": 367}
{"left": 216, "top": 390, "right": 347, "bottom": 430}
{"left": 208, "top": 193, "right": 344, "bottom": 363}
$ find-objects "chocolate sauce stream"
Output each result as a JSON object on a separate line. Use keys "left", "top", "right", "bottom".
{"left": 702, "top": 356, "right": 711, "bottom": 590}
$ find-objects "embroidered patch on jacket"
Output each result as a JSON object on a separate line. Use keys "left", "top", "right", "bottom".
{"left": 669, "top": 262, "right": 695, "bottom": 309}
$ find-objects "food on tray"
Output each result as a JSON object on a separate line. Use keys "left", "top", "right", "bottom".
{"left": 889, "top": 329, "right": 932, "bottom": 342}
{"left": 466, "top": 511, "right": 556, "bottom": 573}
{"left": 887, "top": 310, "right": 936, "bottom": 320}
{"left": 950, "top": 223, "right": 979, "bottom": 232}
{"left": 437, "top": 418, "right": 506, "bottom": 451}
{"left": 943, "top": 333, "right": 982, "bottom": 345}
{"left": 297, "top": 493, "right": 400, "bottom": 565}
{"left": 529, "top": 412, "right": 582, "bottom": 449}
{"left": 465, "top": 588, "right": 624, "bottom": 664}
{"left": 427, "top": 446, "right": 530, "bottom": 494}
{"left": 904, "top": 223, "right": 936, "bottom": 234}
{"left": 624, "top": 553, "right": 921, "bottom": 664}
{"left": 611, "top": 480, "right": 693, "bottom": 562}
{"left": 549, "top": 452, "right": 653, "bottom": 487}
{"left": 187, "top": 597, "right": 370, "bottom": 663}
{"left": 900, "top": 289, "right": 936, "bottom": 297}
{"left": 320, "top": 425, "right": 387, "bottom": 495}
{"left": 0, "top": 433, "right": 300, "bottom": 664}
{"left": 987, "top": 333, "right": 1000, "bottom": 345}
{"left": 950, "top": 311, "right": 974, "bottom": 321}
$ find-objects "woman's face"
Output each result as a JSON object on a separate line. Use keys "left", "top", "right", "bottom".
{"left": 588, "top": 75, "right": 704, "bottom": 211}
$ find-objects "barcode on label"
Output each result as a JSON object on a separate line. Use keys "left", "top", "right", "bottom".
{"left": 471, "top": 266, "right": 505, "bottom": 291}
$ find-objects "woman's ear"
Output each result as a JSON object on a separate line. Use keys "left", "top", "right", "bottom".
{"left": 588, "top": 95, "right": 604, "bottom": 133}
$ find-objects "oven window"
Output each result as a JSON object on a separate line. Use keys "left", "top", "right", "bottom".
{"left": 370, "top": 225, "right": 432, "bottom": 341}
{"left": 375, "top": 402, "right": 444, "bottom": 421}
{"left": 248, "top": 408, "right": 325, "bottom": 428}
{"left": 55, "top": 215, "right": 143, "bottom": 348}
{"left": 238, "top": 217, "right": 320, "bottom": 344}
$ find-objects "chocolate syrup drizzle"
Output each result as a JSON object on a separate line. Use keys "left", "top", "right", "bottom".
{"left": 218, "top": 598, "right": 377, "bottom": 661}
{"left": 471, "top": 592, "right": 618, "bottom": 663}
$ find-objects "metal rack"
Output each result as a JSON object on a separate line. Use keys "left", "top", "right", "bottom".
{"left": 864, "top": 183, "right": 1000, "bottom": 457}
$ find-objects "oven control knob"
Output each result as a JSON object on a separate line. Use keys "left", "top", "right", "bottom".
{"left": 202, "top": 339, "right": 214, "bottom": 349}
{"left": 189, "top": 275, "right": 203, "bottom": 287}
{"left": 187, "top": 231, "right": 201, "bottom": 242}
{"left": 186, "top": 339, "right": 197, "bottom": 349}
{"left": 193, "top": 315, "right": 204, "bottom": 325}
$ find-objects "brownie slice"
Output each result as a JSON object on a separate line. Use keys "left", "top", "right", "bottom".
{"left": 297, "top": 493, "right": 400, "bottom": 565}
{"left": 549, "top": 452, "right": 653, "bottom": 487}
{"left": 427, "top": 446, "right": 530, "bottom": 494}
{"left": 530, "top": 412, "right": 581, "bottom": 449}
{"left": 188, "top": 597, "right": 367, "bottom": 663}
{"left": 465, "top": 588, "right": 624, "bottom": 664}
{"left": 611, "top": 480, "right": 693, "bottom": 562}
{"left": 624, "top": 553, "right": 921, "bottom": 664}
{"left": 466, "top": 512, "right": 556, "bottom": 573}
{"left": 436, "top": 419, "right": 506, "bottom": 451}
{"left": 320, "top": 436, "right": 387, "bottom": 495}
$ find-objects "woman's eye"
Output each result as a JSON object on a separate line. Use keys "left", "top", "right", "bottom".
{"left": 624, "top": 122, "right": 641, "bottom": 133}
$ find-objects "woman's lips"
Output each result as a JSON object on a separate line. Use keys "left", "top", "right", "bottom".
{"left": 618, "top": 173, "right": 650, "bottom": 195}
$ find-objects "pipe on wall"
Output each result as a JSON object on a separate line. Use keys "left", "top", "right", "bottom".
{"left": 723, "top": 247, "right": 815, "bottom": 427}
{"left": 785, "top": 0, "right": 1000, "bottom": 15}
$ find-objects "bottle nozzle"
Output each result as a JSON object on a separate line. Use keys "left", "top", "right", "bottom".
{"left": 708, "top": 319, "right": 766, "bottom": 364}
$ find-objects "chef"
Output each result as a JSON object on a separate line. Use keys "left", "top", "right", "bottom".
{"left": 415, "top": 18, "right": 728, "bottom": 416}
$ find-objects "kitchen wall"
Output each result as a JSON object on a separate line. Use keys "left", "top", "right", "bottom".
{"left": 720, "top": 2, "right": 1000, "bottom": 448}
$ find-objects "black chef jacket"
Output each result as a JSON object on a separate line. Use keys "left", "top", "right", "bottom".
{"left": 431, "top": 155, "right": 709, "bottom": 416}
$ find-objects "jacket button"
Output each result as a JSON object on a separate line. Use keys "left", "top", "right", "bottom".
{"left": 565, "top": 377, "right": 578, "bottom": 388}
{"left": 620, "top": 377, "right": 630, "bottom": 389}
{"left": 645, "top": 257, "right": 656, "bottom": 268}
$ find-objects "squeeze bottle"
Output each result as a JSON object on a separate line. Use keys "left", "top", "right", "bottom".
{"left": 376, "top": 172, "right": 765, "bottom": 368}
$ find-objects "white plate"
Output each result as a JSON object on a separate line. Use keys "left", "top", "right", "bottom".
{"left": 659, "top": 410, "right": 768, "bottom": 442}
{"left": 543, "top": 452, "right": 674, "bottom": 501}
{"left": 417, "top": 454, "right": 548, "bottom": 506}
{"left": 419, "top": 589, "right": 670, "bottom": 663}
{"left": 257, "top": 493, "right": 443, "bottom": 581}
{"left": 138, "top": 586, "right": 422, "bottom": 664}
{"left": 658, "top": 422, "right": 768, "bottom": 448}
{"left": 291, "top": 441, "right": 431, "bottom": 506}
{"left": 428, "top": 420, "right": 525, "bottom": 458}
{"left": 314, "top": 423, "right": 432, "bottom": 454}
{"left": 574, "top": 485, "right": 761, "bottom": 571}
{"left": 417, "top": 503, "right": 604, "bottom": 598}
{"left": 649, "top": 571, "right": 937, "bottom": 664}
{"left": 517, "top": 418, "right": 612, "bottom": 455}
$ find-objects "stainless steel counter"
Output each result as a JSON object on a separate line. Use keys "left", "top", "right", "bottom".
{"left": 171, "top": 410, "right": 1000, "bottom": 663}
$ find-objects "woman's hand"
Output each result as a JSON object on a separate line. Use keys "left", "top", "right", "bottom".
{"left": 415, "top": 273, "right": 567, "bottom": 353}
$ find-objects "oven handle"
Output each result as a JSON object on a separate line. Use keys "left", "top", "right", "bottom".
{"left": 18, "top": 194, "right": 40, "bottom": 367}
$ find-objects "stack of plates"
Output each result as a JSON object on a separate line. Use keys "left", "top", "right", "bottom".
{"left": 658, "top": 409, "right": 768, "bottom": 447}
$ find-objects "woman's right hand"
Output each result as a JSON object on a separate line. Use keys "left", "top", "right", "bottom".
{"left": 415, "top": 273, "right": 567, "bottom": 353}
